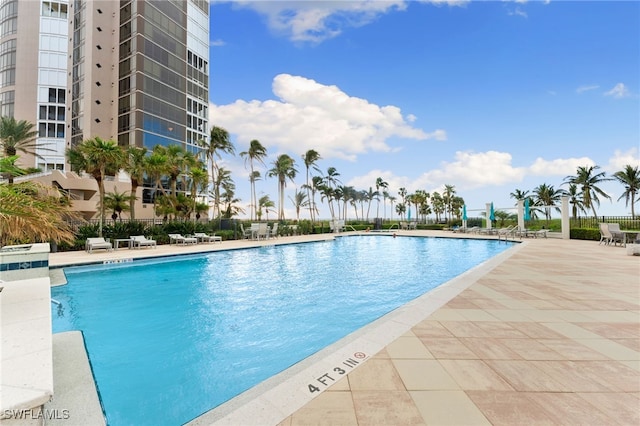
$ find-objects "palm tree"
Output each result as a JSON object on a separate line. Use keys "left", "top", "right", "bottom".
{"left": 0, "top": 117, "right": 49, "bottom": 182}
{"left": 364, "top": 186, "right": 379, "bottom": 221}
{"left": 430, "top": 191, "right": 444, "bottom": 222}
{"left": 324, "top": 167, "right": 341, "bottom": 219}
{"left": 200, "top": 126, "right": 235, "bottom": 219}
{"left": 0, "top": 116, "right": 41, "bottom": 157}
{"left": 302, "top": 149, "right": 321, "bottom": 222}
{"left": 144, "top": 146, "right": 169, "bottom": 217}
{"left": 443, "top": 184, "right": 456, "bottom": 222}
{"left": 0, "top": 155, "right": 26, "bottom": 184}
{"left": 103, "top": 187, "right": 133, "bottom": 221}
{"left": 564, "top": 165, "right": 611, "bottom": 218}
{"left": 510, "top": 189, "right": 530, "bottom": 203}
{"left": 289, "top": 189, "right": 309, "bottom": 221}
{"left": 375, "top": 177, "right": 388, "bottom": 219}
{"left": 613, "top": 164, "right": 640, "bottom": 218}
{"left": 187, "top": 166, "right": 209, "bottom": 221}
{"left": 123, "top": 146, "right": 146, "bottom": 220}
{"left": 413, "top": 190, "right": 429, "bottom": 222}
{"left": 164, "top": 144, "right": 188, "bottom": 197}
{"left": 302, "top": 175, "right": 323, "bottom": 222}
{"left": 67, "top": 137, "right": 125, "bottom": 236}
{"left": 0, "top": 181, "right": 78, "bottom": 246}
{"left": 257, "top": 194, "right": 275, "bottom": 221}
{"left": 533, "top": 183, "right": 564, "bottom": 221}
{"left": 566, "top": 184, "right": 587, "bottom": 219}
{"left": 398, "top": 187, "right": 407, "bottom": 216}
{"left": 267, "top": 154, "right": 298, "bottom": 221}
{"left": 220, "top": 179, "right": 244, "bottom": 219}
{"left": 240, "top": 139, "right": 267, "bottom": 221}
{"left": 388, "top": 195, "right": 396, "bottom": 220}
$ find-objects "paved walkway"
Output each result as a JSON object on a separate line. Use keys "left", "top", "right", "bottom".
{"left": 278, "top": 236, "right": 640, "bottom": 425}
{"left": 48, "top": 232, "right": 640, "bottom": 425}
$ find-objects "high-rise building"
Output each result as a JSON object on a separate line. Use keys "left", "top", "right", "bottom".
{"left": 0, "top": 0, "right": 70, "bottom": 171}
{"left": 0, "top": 0, "right": 209, "bottom": 169}
{"left": 1, "top": 0, "right": 210, "bottom": 220}
{"left": 69, "top": 0, "right": 210, "bottom": 154}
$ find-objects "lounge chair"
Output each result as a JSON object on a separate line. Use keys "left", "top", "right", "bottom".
{"left": 329, "top": 219, "right": 345, "bottom": 233}
{"left": 257, "top": 222, "right": 269, "bottom": 240}
{"left": 598, "top": 223, "right": 611, "bottom": 245}
{"left": 130, "top": 235, "right": 157, "bottom": 249}
{"left": 168, "top": 233, "right": 197, "bottom": 245}
{"left": 86, "top": 237, "right": 112, "bottom": 253}
{"left": 269, "top": 223, "right": 279, "bottom": 238}
{"left": 194, "top": 232, "right": 222, "bottom": 243}
{"left": 239, "top": 224, "right": 252, "bottom": 239}
{"left": 607, "top": 223, "right": 624, "bottom": 246}
{"left": 533, "top": 229, "right": 548, "bottom": 238}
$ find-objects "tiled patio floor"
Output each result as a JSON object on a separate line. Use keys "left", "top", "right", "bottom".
{"left": 278, "top": 236, "right": 640, "bottom": 426}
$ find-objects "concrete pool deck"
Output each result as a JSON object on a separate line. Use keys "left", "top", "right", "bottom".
{"left": 45, "top": 231, "right": 639, "bottom": 425}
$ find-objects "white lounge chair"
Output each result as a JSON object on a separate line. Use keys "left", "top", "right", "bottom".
{"left": 194, "top": 232, "right": 222, "bottom": 243}
{"left": 599, "top": 223, "right": 622, "bottom": 246}
{"left": 268, "top": 223, "right": 279, "bottom": 238}
{"left": 240, "top": 224, "right": 252, "bottom": 239}
{"left": 329, "top": 219, "right": 345, "bottom": 233}
{"left": 130, "top": 235, "right": 157, "bottom": 248}
{"left": 257, "top": 223, "right": 269, "bottom": 240}
{"left": 168, "top": 233, "right": 197, "bottom": 245}
{"left": 86, "top": 237, "right": 112, "bottom": 253}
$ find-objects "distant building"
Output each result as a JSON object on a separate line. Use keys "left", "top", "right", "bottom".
{"left": 1, "top": 0, "right": 210, "bottom": 220}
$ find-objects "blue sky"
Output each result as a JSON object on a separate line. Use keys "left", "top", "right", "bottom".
{"left": 208, "top": 0, "right": 639, "bottom": 220}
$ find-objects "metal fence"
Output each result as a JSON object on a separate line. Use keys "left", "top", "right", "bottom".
{"left": 570, "top": 216, "right": 640, "bottom": 230}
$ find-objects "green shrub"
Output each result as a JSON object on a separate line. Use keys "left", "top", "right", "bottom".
{"left": 570, "top": 228, "right": 600, "bottom": 241}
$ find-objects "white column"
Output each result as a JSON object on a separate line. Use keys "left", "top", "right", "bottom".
{"left": 561, "top": 196, "right": 570, "bottom": 240}
{"left": 486, "top": 203, "right": 492, "bottom": 229}
{"left": 517, "top": 200, "right": 524, "bottom": 230}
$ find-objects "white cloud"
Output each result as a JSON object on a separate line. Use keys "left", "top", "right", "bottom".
{"left": 229, "top": 1, "right": 407, "bottom": 43}
{"left": 210, "top": 74, "right": 437, "bottom": 161}
{"left": 210, "top": 39, "right": 226, "bottom": 47}
{"left": 605, "top": 148, "right": 640, "bottom": 172}
{"left": 508, "top": 8, "right": 528, "bottom": 18}
{"left": 414, "top": 151, "right": 526, "bottom": 190}
{"left": 576, "top": 84, "right": 599, "bottom": 94}
{"left": 419, "top": 0, "right": 471, "bottom": 6}
{"left": 528, "top": 156, "right": 595, "bottom": 176}
{"left": 604, "top": 83, "right": 630, "bottom": 99}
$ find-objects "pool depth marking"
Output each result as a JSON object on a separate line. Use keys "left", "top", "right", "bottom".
{"left": 307, "top": 352, "right": 369, "bottom": 394}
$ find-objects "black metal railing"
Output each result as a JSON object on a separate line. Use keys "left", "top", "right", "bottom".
{"left": 570, "top": 216, "right": 640, "bottom": 230}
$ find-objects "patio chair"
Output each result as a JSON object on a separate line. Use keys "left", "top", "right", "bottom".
{"left": 607, "top": 223, "right": 624, "bottom": 246}
{"left": 168, "top": 233, "right": 197, "bottom": 245}
{"left": 130, "top": 235, "right": 157, "bottom": 249}
{"left": 268, "top": 223, "right": 279, "bottom": 238}
{"left": 240, "top": 224, "right": 252, "bottom": 239}
{"left": 257, "top": 222, "right": 269, "bottom": 240}
{"left": 86, "top": 237, "right": 112, "bottom": 253}
{"left": 194, "top": 232, "right": 222, "bottom": 243}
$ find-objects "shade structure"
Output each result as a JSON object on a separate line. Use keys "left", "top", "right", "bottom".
{"left": 524, "top": 198, "right": 531, "bottom": 221}
{"left": 489, "top": 202, "right": 495, "bottom": 221}
{"left": 462, "top": 205, "right": 467, "bottom": 221}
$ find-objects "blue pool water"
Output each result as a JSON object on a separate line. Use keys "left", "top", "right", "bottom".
{"left": 51, "top": 236, "right": 513, "bottom": 425}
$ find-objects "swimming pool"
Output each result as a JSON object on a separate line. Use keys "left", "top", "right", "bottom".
{"left": 51, "top": 235, "right": 514, "bottom": 425}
